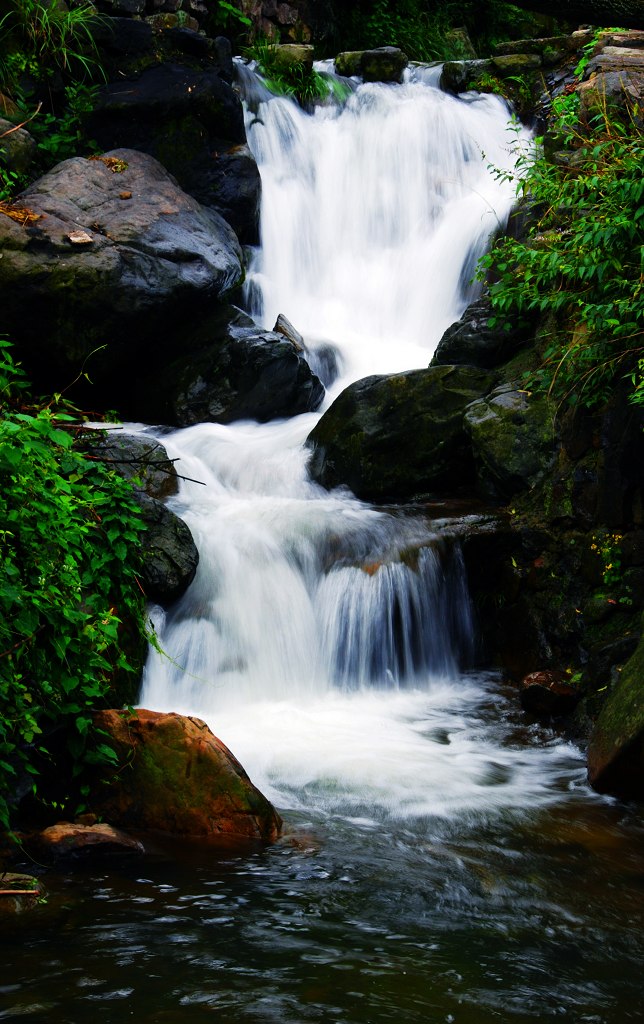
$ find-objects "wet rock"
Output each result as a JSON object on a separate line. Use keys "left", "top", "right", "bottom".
{"left": 0, "top": 148, "right": 243, "bottom": 403}
{"left": 492, "top": 53, "right": 542, "bottom": 73}
{"left": 272, "top": 43, "right": 314, "bottom": 71}
{"left": 136, "top": 493, "right": 199, "bottom": 604}
{"left": 306, "top": 365, "right": 494, "bottom": 502}
{"left": 91, "top": 709, "right": 283, "bottom": 841}
{"left": 91, "top": 15, "right": 155, "bottom": 57}
{"left": 588, "top": 622, "right": 644, "bottom": 800}
{"left": 155, "top": 306, "right": 325, "bottom": 427}
{"left": 431, "top": 295, "right": 533, "bottom": 369}
{"left": 464, "top": 387, "right": 557, "bottom": 501}
{"left": 335, "top": 47, "right": 408, "bottom": 83}
{"left": 84, "top": 432, "right": 179, "bottom": 501}
{"left": 440, "top": 59, "right": 494, "bottom": 94}
{"left": 519, "top": 670, "right": 581, "bottom": 716}
{"left": 35, "top": 821, "right": 144, "bottom": 860}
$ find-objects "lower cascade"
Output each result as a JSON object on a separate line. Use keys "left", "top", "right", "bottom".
{"left": 140, "top": 67, "right": 585, "bottom": 823}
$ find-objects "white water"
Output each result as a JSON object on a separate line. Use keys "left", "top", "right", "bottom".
{"left": 141, "top": 70, "right": 588, "bottom": 825}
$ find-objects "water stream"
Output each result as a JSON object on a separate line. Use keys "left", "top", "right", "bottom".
{"left": 4, "top": 67, "right": 642, "bottom": 1024}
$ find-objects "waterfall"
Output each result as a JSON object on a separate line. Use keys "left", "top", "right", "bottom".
{"left": 141, "top": 69, "right": 582, "bottom": 823}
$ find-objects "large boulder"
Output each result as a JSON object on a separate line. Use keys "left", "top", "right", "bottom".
{"left": 587, "top": 622, "right": 644, "bottom": 800}
{"left": 0, "top": 149, "right": 243, "bottom": 403}
{"left": 306, "top": 365, "right": 494, "bottom": 502}
{"left": 464, "top": 386, "right": 557, "bottom": 501}
{"left": 84, "top": 432, "right": 179, "bottom": 501}
{"left": 91, "top": 709, "right": 283, "bottom": 841}
{"left": 146, "top": 306, "right": 325, "bottom": 426}
{"left": 86, "top": 61, "right": 261, "bottom": 241}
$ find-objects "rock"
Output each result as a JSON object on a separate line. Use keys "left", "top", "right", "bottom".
{"left": 271, "top": 43, "right": 314, "bottom": 71}
{"left": 492, "top": 53, "right": 543, "bottom": 73}
{"left": 86, "top": 61, "right": 260, "bottom": 241}
{"left": 136, "top": 493, "right": 199, "bottom": 604}
{"left": 431, "top": 295, "right": 533, "bottom": 369}
{"left": 362, "top": 46, "right": 408, "bottom": 83}
{"left": 91, "top": 15, "right": 155, "bottom": 57}
{"left": 519, "top": 670, "right": 581, "bottom": 716}
{"left": 588, "top": 623, "right": 644, "bottom": 800}
{"left": 91, "top": 709, "right": 282, "bottom": 841}
{"left": 36, "top": 821, "right": 144, "bottom": 859}
{"left": 306, "top": 365, "right": 494, "bottom": 502}
{"left": 464, "top": 387, "right": 557, "bottom": 501}
{"left": 152, "top": 306, "right": 325, "bottom": 427}
{"left": 0, "top": 118, "right": 37, "bottom": 176}
{"left": 335, "top": 47, "right": 408, "bottom": 83}
{"left": 334, "top": 51, "right": 363, "bottom": 77}
{"left": 0, "top": 873, "right": 44, "bottom": 915}
{"left": 0, "top": 148, "right": 243, "bottom": 403}
{"left": 84, "top": 432, "right": 179, "bottom": 501}
{"left": 577, "top": 68, "right": 644, "bottom": 126}
{"left": 441, "top": 59, "right": 494, "bottom": 94}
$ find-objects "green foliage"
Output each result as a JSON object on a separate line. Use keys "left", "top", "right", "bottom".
{"left": 0, "top": 0, "right": 104, "bottom": 91}
{"left": 479, "top": 113, "right": 644, "bottom": 409}
{"left": 332, "top": 0, "right": 561, "bottom": 62}
{"left": 0, "top": 342, "right": 148, "bottom": 834}
{"left": 29, "top": 81, "right": 101, "bottom": 165}
{"left": 246, "top": 38, "right": 330, "bottom": 106}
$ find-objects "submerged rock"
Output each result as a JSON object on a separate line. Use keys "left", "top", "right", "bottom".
{"left": 306, "top": 364, "right": 494, "bottom": 502}
{"left": 91, "top": 709, "right": 283, "bottom": 841}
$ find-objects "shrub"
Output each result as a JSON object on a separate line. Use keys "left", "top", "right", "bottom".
{"left": 0, "top": 342, "right": 148, "bottom": 834}
{"left": 479, "top": 113, "right": 644, "bottom": 409}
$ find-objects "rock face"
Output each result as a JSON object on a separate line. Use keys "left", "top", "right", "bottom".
{"left": 306, "top": 365, "right": 494, "bottom": 502}
{"left": 464, "top": 387, "right": 557, "bottom": 500}
{"left": 91, "top": 709, "right": 283, "bottom": 841}
{"left": 587, "top": 624, "right": 644, "bottom": 800}
{"left": 86, "top": 61, "right": 261, "bottom": 242}
{"left": 0, "top": 149, "right": 243, "bottom": 402}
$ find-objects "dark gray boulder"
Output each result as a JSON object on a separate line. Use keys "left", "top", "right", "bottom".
{"left": 153, "top": 307, "right": 325, "bottom": 427}
{"left": 0, "top": 148, "right": 243, "bottom": 404}
{"left": 137, "top": 492, "right": 199, "bottom": 605}
{"left": 335, "top": 46, "right": 408, "bottom": 83}
{"left": 83, "top": 432, "right": 179, "bottom": 501}
{"left": 86, "top": 60, "right": 261, "bottom": 241}
{"left": 306, "top": 365, "right": 494, "bottom": 502}
{"left": 432, "top": 295, "right": 534, "bottom": 369}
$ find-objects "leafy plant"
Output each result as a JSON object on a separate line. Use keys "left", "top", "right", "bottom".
{"left": 0, "top": 341, "right": 149, "bottom": 834}
{"left": 0, "top": 0, "right": 104, "bottom": 91}
{"left": 479, "top": 110, "right": 644, "bottom": 409}
{"left": 246, "top": 37, "right": 329, "bottom": 106}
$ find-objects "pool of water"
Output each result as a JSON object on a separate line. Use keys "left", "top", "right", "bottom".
{"left": 4, "top": 678, "right": 643, "bottom": 1024}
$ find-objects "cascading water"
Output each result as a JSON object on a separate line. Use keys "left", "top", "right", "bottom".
{"left": 141, "top": 67, "right": 582, "bottom": 823}
{"left": 8, "top": 66, "right": 643, "bottom": 1024}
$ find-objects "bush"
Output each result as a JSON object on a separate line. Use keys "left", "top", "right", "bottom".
{"left": 0, "top": 343, "right": 148, "bottom": 834}
{"left": 479, "top": 113, "right": 644, "bottom": 409}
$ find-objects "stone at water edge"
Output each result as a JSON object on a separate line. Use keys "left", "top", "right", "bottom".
{"left": 91, "top": 710, "right": 282, "bottom": 842}
{"left": 587, "top": 623, "right": 644, "bottom": 801}
{"left": 519, "top": 670, "right": 581, "bottom": 716}
{"left": 0, "top": 874, "right": 44, "bottom": 916}
{"left": 35, "top": 822, "right": 145, "bottom": 861}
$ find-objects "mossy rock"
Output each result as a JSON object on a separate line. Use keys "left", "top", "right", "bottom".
{"left": 587, "top": 619, "right": 644, "bottom": 800}
{"left": 306, "top": 364, "right": 494, "bottom": 502}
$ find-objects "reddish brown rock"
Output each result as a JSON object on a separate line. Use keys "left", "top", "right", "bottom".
{"left": 0, "top": 873, "right": 44, "bottom": 915}
{"left": 36, "top": 821, "right": 145, "bottom": 860}
{"left": 92, "top": 709, "right": 282, "bottom": 841}
{"left": 519, "top": 670, "right": 581, "bottom": 716}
